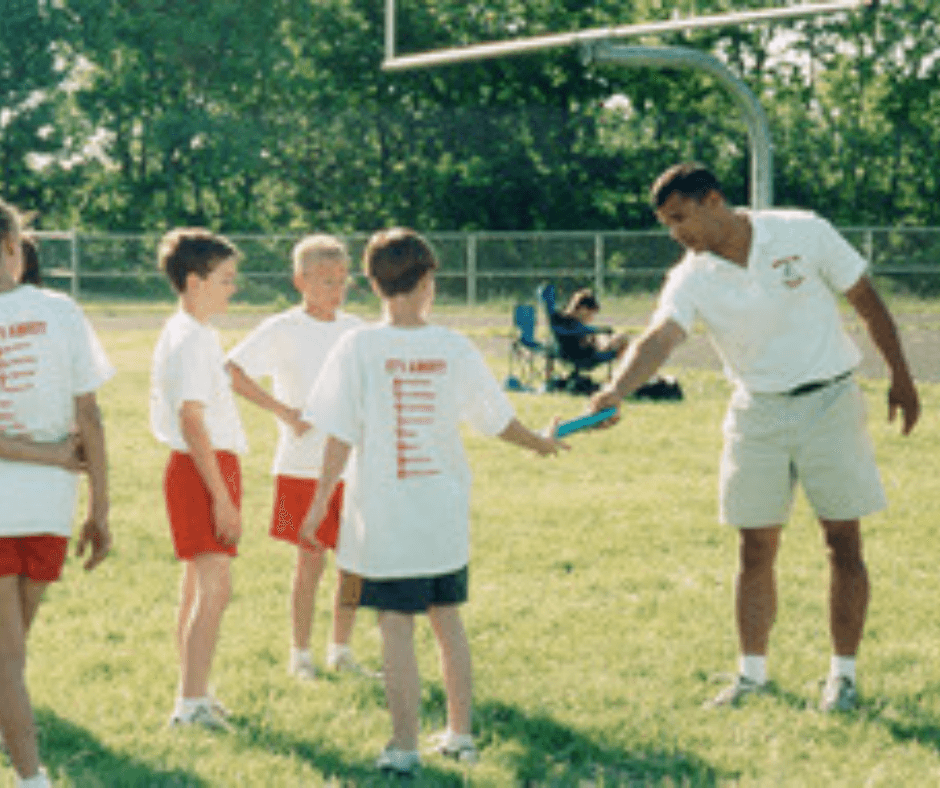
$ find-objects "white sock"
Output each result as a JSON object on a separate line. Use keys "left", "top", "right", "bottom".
{"left": 327, "top": 642, "right": 350, "bottom": 663}
{"left": 830, "top": 655, "right": 856, "bottom": 682}
{"left": 739, "top": 654, "right": 767, "bottom": 685}
{"left": 19, "top": 767, "right": 50, "bottom": 788}
{"left": 291, "top": 647, "right": 312, "bottom": 664}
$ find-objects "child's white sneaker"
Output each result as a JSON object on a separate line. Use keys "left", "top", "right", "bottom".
{"left": 169, "top": 700, "right": 232, "bottom": 731}
{"left": 428, "top": 730, "right": 479, "bottom": 763}
{"left": 289, "top": 652, "right": 318, "bottom": 681}
{"left": 376, "top": 745, "right": 421, "bottom": 775}
{"left": 326, "top": 644, "right": 381, "bottom": 678}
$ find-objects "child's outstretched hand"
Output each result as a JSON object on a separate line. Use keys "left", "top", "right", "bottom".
{"left": 537, "top": 417, "right": 570, "bottom": 456}
{"left": 498, "top": 417, "right": 569, "bottom": 456}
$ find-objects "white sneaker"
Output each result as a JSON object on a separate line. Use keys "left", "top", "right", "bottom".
{"left": 326, "top": 646, "right": 381, "bottom": 678}
{"left": 704, "top": 674, "right": 767, "bottom": 708}
{"left": 169, "top": 701, "right": 232, "bottom": 731}
{"left": 289, "top": 653, "right": 318, "bottom": 681}
{"left": 820, "top": 675, "right": 859, "bottom": 712}
{"left": 428, "top": 730, "right": 479, "bottom": 763}
{"left": 376, "top": 745, "right": 421, "bottom": 775}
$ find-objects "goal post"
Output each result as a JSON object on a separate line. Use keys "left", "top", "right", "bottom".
{"left": 383, "top": 0, "right": 871, "bottom": 71}
{"left": 382, "top": 0, "right": 871, "bottom": 209}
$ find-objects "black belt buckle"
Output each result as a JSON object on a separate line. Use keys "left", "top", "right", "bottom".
{"left": 787, "top": 370, "right": 851, "bottom": 397}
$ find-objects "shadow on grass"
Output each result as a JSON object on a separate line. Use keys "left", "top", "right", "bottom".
{"left": 474, "top": 697, "right": 733, "bottom": 786}
{"left": 869, "top": 683, "right": 940, "bottom": 754}
{"left": 233, "top": 718, "right": 466, "bottom": 787}
{"left": 31, "top": 708, "right": 209, "bottom": 787}
{"left": 228, "top": 681, "right": 731, "bottom": 787}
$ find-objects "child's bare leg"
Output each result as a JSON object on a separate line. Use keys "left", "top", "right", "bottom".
{"left": 378, "top": 611, "right": 420, "bottom": 750}
{"left": 428, "top": 604, "right": 472, "bottom": 736}
{"left": 180, "top": 553, "right": 232, "bottom": 698}
{"left": 176, "top": 562, "right": 197, "bottom": 661}
{"left": 18, "top": 577, "right": 46, "bottom": 635}
{"left": 330, "top": 570, "right": 356, "bottom": 646}
{"left": 0, "top": 576, "right": 42, "bottom": 780}
{"left": 292, "top": 547, "right": 325, "bottom": 651}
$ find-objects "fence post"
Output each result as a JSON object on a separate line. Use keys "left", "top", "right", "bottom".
{"left": 70, "top": 230, "right": 80, "bottom": 299}
{"left": 864, "top": 228, "right": 874, "bottom": 267}
{"left": 594, "top": 233, "right": 604, "bottom": 296}
{"left": 466, "top": 233, "right": 477, "bottom": 307}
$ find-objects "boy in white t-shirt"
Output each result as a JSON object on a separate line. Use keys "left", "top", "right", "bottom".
{"left": 0, "top": 198, "right": 113, "bottom": 788}
{"left": 150, "top": 228, "right": 246, "bottom": 731}
{"left": 226, "top": 234, "right": 369, "bottom": 680}
{"left": 300, "top": 228, "right": 567, "bottom": 775}
{"left": 590, "top": 163, "right": 919, "bottom": 713}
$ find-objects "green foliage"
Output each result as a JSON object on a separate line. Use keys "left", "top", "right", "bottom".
{"left": 6, "top": 0, "right": 940, "bottom": 232}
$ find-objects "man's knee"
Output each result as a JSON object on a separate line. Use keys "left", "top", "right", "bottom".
{"left": 822, "top": 520, "right": 865, "bottom": 569}
{"left": 739, "top": 527, "right": 780, "bottom": 573}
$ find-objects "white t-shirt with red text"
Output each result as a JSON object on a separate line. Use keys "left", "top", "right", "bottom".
{"left": 150, "top": 309, "right": 247, "bottom": 454}
{"left": 0, "top": 285, "right": 114, "bottom": 537}
{"left": 227, "top": 307, "right": 362, "bottom": 478}
{"left": 305, "top": 323, "right": 515, "bottom": 579}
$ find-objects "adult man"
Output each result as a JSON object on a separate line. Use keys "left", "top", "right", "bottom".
{"left": 590, "top": 163, "right": 919, "bottom": 711}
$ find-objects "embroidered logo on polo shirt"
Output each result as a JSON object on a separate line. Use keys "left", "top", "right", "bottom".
{"left": 772, "top": 255, "right": 805, "bottom": 288}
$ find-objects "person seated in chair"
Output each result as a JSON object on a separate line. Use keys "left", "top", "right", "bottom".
{"left": 553, "top": 288, "right": 630, "bottom": 367}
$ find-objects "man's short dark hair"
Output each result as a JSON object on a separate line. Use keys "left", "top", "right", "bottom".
{"left": 364, "top": 228, "right": 439, "bottom": 297}
{"left": 158, "top": 228, "right": 240, "bottom": 294}
{"left": 651, "top": 163, "right": 724, "bottom": 208}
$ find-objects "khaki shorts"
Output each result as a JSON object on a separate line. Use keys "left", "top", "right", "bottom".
{"left": 719, "top": 377, "right": 886, "bottom": 527}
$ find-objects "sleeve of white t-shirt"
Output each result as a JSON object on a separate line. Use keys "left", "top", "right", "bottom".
{"left": 457, "top": 342, "right": 515, "bottom": 436}
{"left": 304, "top": 332, "right": 361, "bottom": 446}
{"left": 810, "top": 213, "right": 869, "bottom": 293}
{"left": 68, "top": 302, "right": 115, "bottom": 394}
{"left": 227, "top": 316, "right": 278, "bottom": 380}
{"left": 650, "top": 258, "right": 697, "bottom": 334}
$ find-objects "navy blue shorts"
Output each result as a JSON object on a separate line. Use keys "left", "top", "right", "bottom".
{"left": 356, "top": 565, "right": 469, "bottom": 613}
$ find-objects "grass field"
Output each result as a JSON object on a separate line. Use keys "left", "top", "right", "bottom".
{"left": 5, "top": 297, "right": 940, "bottom": 787}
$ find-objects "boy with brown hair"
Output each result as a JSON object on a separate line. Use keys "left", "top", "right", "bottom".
{"left": 0, "top": 197, "right": 112, "bottom": 788}
{"left": 226, "top": 234, "right": 369, "bottom": 680}
{"left": 150, "top": 227, "right": 245, "bottom": 730}
{"left": 300, "top": 227, "right": 566, "bottom": 775}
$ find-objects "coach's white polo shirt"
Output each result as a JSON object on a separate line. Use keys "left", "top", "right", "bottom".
{"left": 652, "top": 209, "right": 865, "bottom": 394}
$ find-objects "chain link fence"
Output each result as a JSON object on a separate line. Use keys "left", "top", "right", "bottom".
{"left": 30, "top": 227, "right": 940, "bottom": 305}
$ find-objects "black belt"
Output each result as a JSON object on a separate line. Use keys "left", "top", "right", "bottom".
{"left": 786, "top": 370, "right": 852, "bottom": 397}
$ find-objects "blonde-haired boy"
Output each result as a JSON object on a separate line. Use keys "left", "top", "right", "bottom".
{"left": 227, "top": 233, "right": 368, "bottom": 679}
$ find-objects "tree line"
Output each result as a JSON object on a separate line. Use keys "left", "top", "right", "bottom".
{"left": 2, "top": 0, "right": 938, "bottom": 235}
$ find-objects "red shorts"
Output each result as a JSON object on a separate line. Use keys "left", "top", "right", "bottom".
{"left": 164, "top": 451, "right": 241, "bottom": 560}
{"left": 270, "top": 476, "right": 344, "bottom": 551}
{"left": 0, "top": 535, "right": 69, "bottom": 582}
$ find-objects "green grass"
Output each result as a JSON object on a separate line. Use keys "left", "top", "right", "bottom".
{"left": 6, "top": 304, "right": 940, "bottom": 787}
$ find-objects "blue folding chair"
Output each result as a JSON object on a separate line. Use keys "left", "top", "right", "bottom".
{"left": 506, "top": 303, "right": 556, "bottom": 391}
